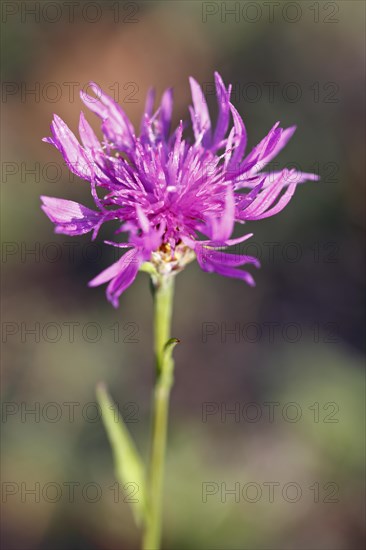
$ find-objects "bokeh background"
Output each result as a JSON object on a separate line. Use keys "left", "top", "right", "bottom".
{"left": 1, "top": 1, "right": 365, "bottom": 549}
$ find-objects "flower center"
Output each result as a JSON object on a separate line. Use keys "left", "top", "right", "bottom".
{"left": 150, "top": 242, "right": 195, "bottom": 276}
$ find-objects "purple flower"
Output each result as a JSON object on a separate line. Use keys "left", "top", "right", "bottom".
{"left": 41, "top": 73, "right": 318, "bottom": 307}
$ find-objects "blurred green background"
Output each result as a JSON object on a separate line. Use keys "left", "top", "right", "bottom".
{"left": 1, "top": 1, "right": 365, "bottom": 549}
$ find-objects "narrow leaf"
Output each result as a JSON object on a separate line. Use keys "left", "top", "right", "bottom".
{"left": 96, "top": 383, "right": 147, "bottom": 525}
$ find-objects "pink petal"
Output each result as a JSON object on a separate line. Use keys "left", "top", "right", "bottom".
{"left": 88, "top": 248, "right": 139, "bottom": 287}
{"left": 189, "top": 76, "right": 211, "bottom": 146}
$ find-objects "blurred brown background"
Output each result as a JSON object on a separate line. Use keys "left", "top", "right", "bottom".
{"left": 1, "top": 1, "right": 365, "bottom": 549}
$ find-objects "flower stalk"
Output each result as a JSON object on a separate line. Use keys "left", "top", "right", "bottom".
{"left": 143, "top": 276, "right": 177, "bottom": 549}
{"left": 153, "top": 276, "right": 175, "bottom": 375}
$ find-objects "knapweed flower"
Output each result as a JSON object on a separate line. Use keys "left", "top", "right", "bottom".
{"left": 41, "top": 73, "right": 318, "bottom": 307}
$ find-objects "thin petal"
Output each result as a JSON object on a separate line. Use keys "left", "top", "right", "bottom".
{"left": 80, "top": 82, "right": 135, "bottom": 151}
{"left": 135, "top": 204, "right": 150, "bottom": 233}
{"left": 228, "top": 103, "right": 247, "bottom": 169}
{"left": 209, "top": 185, "right": 235, "bottom": 241}
{"left": 207, "top": 263, "right": 256, "bottom": 286}
{"left": 88, "top": 248, "right": 138, "bottom": 287}
{"left": 235, "top": 169, "right": 319, "bottom": 190}
{"left": 144, "top": 88, "right": 156, "bottom": 118}
{"left": 252, "top": 181, "right": 297, "bottom": 219}
{"left": 48, "top": 115, "right": 92, "bottom": 179}
{"left": 198, "top": 248, "right": 260, "bottom": 268}
{"left": 241, "top": 122, "right": 280, "bottom": 171}
{"left": 160, "top": 88, "right": 173, "bottom": 139}
{"left": 78, "top": 111, "right": 103, "bottom": 153}
{"left": 41, "top": 196, "right": 100, "bottom": 235}
{"left": 106, "top": 254, "right": 141, "bottom": 307}
{"left": 212, "top": 72, "right": 231, "bottom": 149}
{"left": 258, "top": 125, "right": 297, "bottom": 170}
{"left": 238, "top": 170, "right": 296, "bottom": 220}
{"left": 182, "top": 232, "right": 254, "bottom": 250}
{"left": 235, "top": 178, "right": 265, "bottom": 213}
{"left": 241, "top": 123, "right": 297, "bottom": 175}
{"left": 189, "top": 76, "right": 211, "bottom": 147}
{"left": 196, "top": 249, "right": 257, "bottom": 287}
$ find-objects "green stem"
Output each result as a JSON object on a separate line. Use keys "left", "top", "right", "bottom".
{"left": 153, "top": 276, "right": 175, "bottom": 375}
{"left": 143, "top": 276, "right": 175, "bottom": 550}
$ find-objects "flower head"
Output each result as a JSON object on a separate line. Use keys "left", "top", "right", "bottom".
{"left": 41, "top": 73, "right": 318, "bottom": 307}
